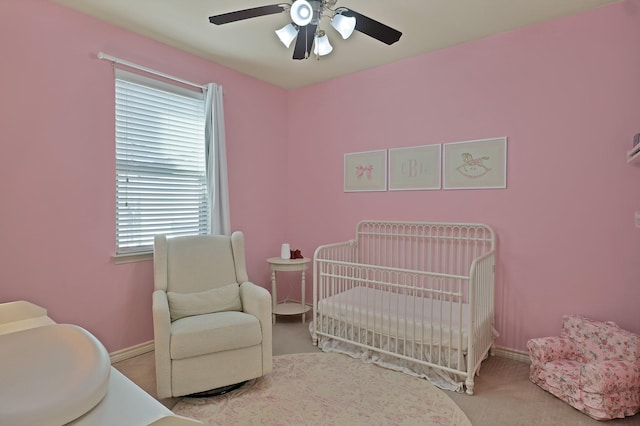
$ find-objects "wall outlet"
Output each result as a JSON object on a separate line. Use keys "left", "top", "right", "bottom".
{"left": 636, "top": 211, "right": 640, "bottom": 228}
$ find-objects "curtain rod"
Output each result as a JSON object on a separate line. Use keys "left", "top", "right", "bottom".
{"left": 97, "top": 52, "right": 206, "bottom": 91}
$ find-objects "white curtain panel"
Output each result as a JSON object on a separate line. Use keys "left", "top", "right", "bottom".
{"left": 205, "top": 83, "right": 230, "bottom": 236}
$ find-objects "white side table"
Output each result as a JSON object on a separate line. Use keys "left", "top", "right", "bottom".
{"left": 267, "top": 257, "right": 311, "bottom": 324}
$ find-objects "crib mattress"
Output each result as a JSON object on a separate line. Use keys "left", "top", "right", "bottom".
{"left": 316, "top": 286, "right": 470, "bottom": 350}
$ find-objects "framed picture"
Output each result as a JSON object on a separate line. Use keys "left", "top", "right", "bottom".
{"left": 344, "top": 150, "right": 387, "bottom": 192}
{"left": 388, "top": 144, "right": 441, "bottom": 191}
{"left": 443, "top": 137, "right": 507, "bottom": 190}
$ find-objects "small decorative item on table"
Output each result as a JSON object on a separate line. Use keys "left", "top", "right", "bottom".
{"left": 280, "top": 243, "right": 291, "bottom": 259}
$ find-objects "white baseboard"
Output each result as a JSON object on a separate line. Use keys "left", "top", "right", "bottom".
{"left": 492, "top": 346, "right": 530, "bottom": 364}
{"left": 108, "top": 340, "right": 531, "bottom": 365}
{"left": 110, "top": 340, "right": 154, "bottom": 364}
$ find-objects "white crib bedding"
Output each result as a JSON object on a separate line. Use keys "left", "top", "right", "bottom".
{"left": 316, "top": 286, "right": 470, "bottom": 351}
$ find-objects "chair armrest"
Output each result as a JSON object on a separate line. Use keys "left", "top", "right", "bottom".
{"left": 527, "top": 336, "right": 577, "bottom": 365}
{"left": 152, "top": 290, "right": 173, "bottom": 399}
{"left": 240, "top": 282, "right": 272, "bottom": 374}
{"left": 239, "top": 281, "right": 271, "bottom": 323}
{"left": 581, "top": 360, "right": 640, "bottom": 393}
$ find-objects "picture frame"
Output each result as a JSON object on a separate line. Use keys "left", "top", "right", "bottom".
{"left": 388, "top": 144, "right": 441, "bottom": 191}
{"left": 344, "top": 149, "right": 387, "bottom": 192}
{"left": 443, "top": 137, "right": 507, "bottom": 190}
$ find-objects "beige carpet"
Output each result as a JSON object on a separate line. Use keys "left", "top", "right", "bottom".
{"left": 172, "top": 352, "right": 471, "bottom": 425}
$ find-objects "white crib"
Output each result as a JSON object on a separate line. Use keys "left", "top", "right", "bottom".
{"left": 311, "top": 220, "right": 496, "bottom": 395}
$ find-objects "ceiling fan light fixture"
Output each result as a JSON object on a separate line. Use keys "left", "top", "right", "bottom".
{"left": 331, "top": 13, "right": 356, "bottom": 39}
{"left": 275, "top": 23, "right": 299, "bottom": 48}
{"left": 290, "top": 0, "right": 313, "bottom": 26}
{"left": 313, "top": 30, "right": 333, "bottom": 56}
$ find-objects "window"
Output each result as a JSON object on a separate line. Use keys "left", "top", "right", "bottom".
{"left": 115, "top": 69, "right": 208, "bottom": 255}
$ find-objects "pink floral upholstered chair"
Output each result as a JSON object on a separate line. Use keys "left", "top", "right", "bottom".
{"left": 527, "top": 315, "right": 640, "bottom": 420}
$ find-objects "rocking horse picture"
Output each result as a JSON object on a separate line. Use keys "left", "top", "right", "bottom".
{"left": 443, "top": 137, "right": 507, "bottom": 189}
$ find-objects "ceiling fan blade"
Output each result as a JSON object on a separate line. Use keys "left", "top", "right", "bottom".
{"left": 292, "top": 24, "right": 317, "bottom": 60}
{"left": 209, "top": 4, "right": 286, "bottom": 25}
{"left": 340, "top": 8, "right": 402, "bottom": 45}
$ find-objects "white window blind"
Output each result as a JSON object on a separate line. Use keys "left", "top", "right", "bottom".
{"left": 115, "top": 69, "right": 208, "bottom": 254}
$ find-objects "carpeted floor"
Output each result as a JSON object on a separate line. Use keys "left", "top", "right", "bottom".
{"left": 172, "top": 352, "right": 471, "bottom": 425}
{"left": 114, "top": 317, "right": 640, "bottom": 426}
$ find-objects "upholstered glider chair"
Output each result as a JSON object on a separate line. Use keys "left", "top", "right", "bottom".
{"left": 152, "top": 232, "right": 272, "bottom": 399}
{"left": 527, "top": 315, "right": 640, "bottom": 420}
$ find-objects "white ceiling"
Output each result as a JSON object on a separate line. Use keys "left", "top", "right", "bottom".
{"left": 53, "top": 0, "right": 620, "bottom": 89}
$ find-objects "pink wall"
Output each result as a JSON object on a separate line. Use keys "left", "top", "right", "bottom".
{"left": 2, "top": 0, "right": 639, "bottom": 355}
{"left": 286, "top": 1, "right": 640, "bottom": 352}
{"left": 0, "top": 0, "right": 289, "bottom": 352}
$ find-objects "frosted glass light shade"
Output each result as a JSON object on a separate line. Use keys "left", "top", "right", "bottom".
{"left": 313, "top": 32, "right": 333, "bottom": 56}
{"left": 290, "top": 0, "right": 313, "bottom": 26}
{"left": 276, "top": 24, "right": 298, "bottom": 48}
{"left": 331, "top": 14, "right": 356, "bottom": 39}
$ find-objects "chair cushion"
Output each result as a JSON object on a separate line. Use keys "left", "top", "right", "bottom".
{"left": 167, "top": 284, "right": 242, "bottom": 321}
{"left": 561, "top": 315, "right": 638, "bottom": 363}
{"left": 581, "top": 360, "right": 640, "bottom": 393}
{"left": 165, "top": 235, "right": 240, "bottom": 293}
{"left": 170, "top": 311, "right": 262, "bottom": 360}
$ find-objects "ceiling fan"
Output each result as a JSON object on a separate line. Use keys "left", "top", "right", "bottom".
{"left": 209, "top": 0, "right": 402, "bottom": 60}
